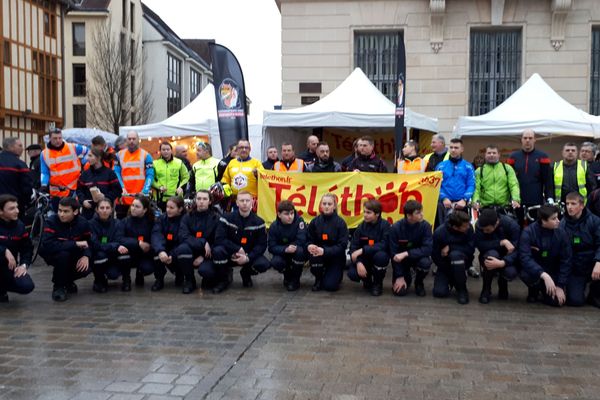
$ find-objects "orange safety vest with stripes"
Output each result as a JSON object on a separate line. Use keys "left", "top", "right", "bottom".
{"left": 42, "top": 143, "right": 82, "bottom": 197}
{"left": 117, "top": 148, "right": 149, "bottom": 205}
{"left": 273, "top": 158, "right": 304, "bottom": 172}
{"left": 396, "top": 157, "right": 426, "bottom": 174}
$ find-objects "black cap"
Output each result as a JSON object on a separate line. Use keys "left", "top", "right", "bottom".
{"left": 26, "top": 144, "right": 43, "bottom": 151}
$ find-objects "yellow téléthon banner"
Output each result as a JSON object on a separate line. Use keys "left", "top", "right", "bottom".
{"left": 257, "top": 170, "right": 442, "bottom": 228}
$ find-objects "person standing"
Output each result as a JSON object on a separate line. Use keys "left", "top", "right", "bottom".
{"left": 396, "top": 140, "right": 427, "bottom": 174}
{"left": 340, "top": 139, "right": 358, "bottom": 172}
{"left": 472, "top": 145, "right": 521, "bottom": 211}
{"left": 273, "top": 143, "right": 305, "bottom": 172}
{"left": 191, "top": 142, "right": 220, "bottom": 193}
{"left": 26, "top": 144, "right": 42, "bottom": 190}
{"left": 308, "top": 142, "right": 342, "bottom": 172}
{"left": 175, "top": 144, "right": 193, "bottom": 174}
{"left": 424, "top": 134, "right": 449, "bottom": 172}
{"left": 152, "top": 142, "right": 190, "bottom": 210}
{"left": 298, "top": 135, "right": 319, "bottom": 167}
{"left": 114, "top": 131, "right": 155, "bottom": 219}
{"left": 77, "top": 148, "right": 122, "bottom": 220}
{"left": 221, "top": 140, "right": 263, "bottom": 203}
{"left": 580, "top": 141, "right": 600, "bottom": 186}
{"left": 216, "top": 143, "right": 237, "bottom": 183}
{"left": 549, "top": 142, "right": 596, "bottom": 204}
{"left": 0, "top": 195, "right": 35, "bottom": 302}
{"left": 40, "top": 129, "right": 88, "bottom": 211}
{"left": 262, "top": 146, "right": 279, "bottom": 170}
{"left": 0, "top": 137, "right": 33, "bottom": 217}
{"left": 348, "top": 136, "right": 387, "bottom": 172}
{"left": 506, "top": 129, "right": 552, "bottom": 226}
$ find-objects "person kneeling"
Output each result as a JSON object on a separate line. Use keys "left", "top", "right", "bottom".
{"left": 177, "top": 190, "right": 220, "bottom": 293}
{"left": 0, "top": 194, "right": 35, "bottom": 302}
{"left": 306, "top": 194, "right": 349, "bottom": 292}
{"left": 268, "top": 200, "right": 307, "bottom": 291}
{"left": 212, "top": 191, "right": 269, "bottom": 292}
{"left": 474, "top": 208, "right": 520, "bottom": 304}
{"left": 347, "top": 199, "right": 390, "bottom": 296}
{"left": 39, "top": 197, "right": 92, "bottom": 302}
{"left": 389, "top": 200, "right": 433, "bottom": 297}
{"left": 519, "top": 204, "right": 570, "bottom": 306}
{"left": 151, "top": 196, "right": 188, "bottom": 292}
{"left": 90, "top": 199, "right": 123, "bottom": 293}
{"left": 432, "top": 210, "right": 475, "bottom": 304}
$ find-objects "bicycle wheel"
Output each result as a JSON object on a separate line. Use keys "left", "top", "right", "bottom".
{"left": 29, "top": 212, "right": 45, "bottom": 264}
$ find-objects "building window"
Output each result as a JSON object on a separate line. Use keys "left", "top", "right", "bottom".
{"left": 354, "top": 31, "right": 402, "bottom": 101}
{"left": 190, "top": 69, "right": 201, "bottom": 101}
{"left": 591, "top": 27, "right": 600, "bottom": 115}
{"left": 130, "top": 3, "right": 135, "bottom": 33}
{"left": 73, "top": 64, "right": 86, "bottom": 97}
{"left": 44, "top": 11, "right": 56, "bottom": 37}
{"left": 167, "top": 53, "right": 181, "bottom": 116}
{"left": 469, "top": 29, "right": 522, "bottom": 116}
{"left": 73, "top": 105, "right": 86, "bottom": 128}
{"left": 72, "top": 23, "right": 85, "bottom": 56}
{"left": 3, "top": 42, "right": 10, "bottom": 65}
{"left": 122, "top": 0, "right": 127, "bottom": 28}
{"left": 38, "top": 52, "right": 58, "bottom": 117}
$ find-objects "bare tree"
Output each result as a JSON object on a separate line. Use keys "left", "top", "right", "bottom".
{"left": 87, "top": 20, "right": 153, "bottom": 134}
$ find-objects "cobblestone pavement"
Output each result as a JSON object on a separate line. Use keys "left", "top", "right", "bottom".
{"left": 1, "top": 263, "right": 600, "bottom": 400}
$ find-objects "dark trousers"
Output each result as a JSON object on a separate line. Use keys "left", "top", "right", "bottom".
{"left": 566, "top": 272, "right": 600, "bottom": 307}
{"left": 347, "top": 250, "right": 389, "bottom": 284}
{"left": 41, "top": 249, "right": 91, "bottom": 289}
{"left": 520, "top": 269, "right": 562, "bottom": 307}
{"left": 310, "top": 252, "right": 345, "bottom": 292}
{"left": 172, "top": 243, "right": 204, "bottom": 286}
{"left": 153, "top": 248, "right": 184, "bottom": 281}
{"left": 212, "top": 246, "right": 270, "bottom": 284}
{"left": 478, "top": 249, "right": 518, "bottom": 293}
{"left": 117, "top": 247, "right": 156, "bottom": 279}
{"left": 0, "top": 259, "right": 35, "bottom": 295}
{"left": 92, "top": 250, "right": 121, "bottom": 282}
{"left": 270, "top": 248, "right": 306, "bottom": 284}
{"left": 433, "top": 250, "right": 469, "bottom": 297}
{"left": 391, "top": 256, "right": 431, "bottom": 286}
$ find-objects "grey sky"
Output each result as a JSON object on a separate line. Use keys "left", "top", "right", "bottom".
{"left": 142, "top": 0, "right": 282, "bottom": 123}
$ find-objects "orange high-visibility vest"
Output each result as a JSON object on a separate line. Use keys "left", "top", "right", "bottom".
{"left": 117, "top": 148, "right": 149, "bottom": 205}
{"left": 273, "top": 158, "right": 304, "bottom": 172}
{"left": 397, "top": 157, "right": 426, "bottom": 174}
{"left": 43, "top": 143, "right": 82, "bottom": 197}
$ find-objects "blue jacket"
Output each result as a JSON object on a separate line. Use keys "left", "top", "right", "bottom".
{"left": 436, "top": 157, "right": 475, "bottom": 202}
{"left": 519, "top": 221, "right": 571, "bottom": 288}
{"left": 559, "top": 209, "right": 600, "bottom": 275}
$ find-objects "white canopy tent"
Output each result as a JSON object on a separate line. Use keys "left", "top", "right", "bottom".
{"left": 454, "top": 73, "right": 600, "bottom": 138}
{"left": 262, "top": 68, "right": 438, "bottom": 154}
{"left": 119, "top": 84, "right": 262, "bottom": 159}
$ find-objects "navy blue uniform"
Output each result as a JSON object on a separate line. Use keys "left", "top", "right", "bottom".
{"left": 519, "top": 221, "right": 572, "bottom": 306}
{"left": 347, "top": 218, "right": 390, "bottom": 294}
{"left": 388, "top": 218, "right": 433, "bottom": 295}
{"left": 507, "top": 149, "right": 552, "bottom": 207}
{"left": 474, "top": 215, "right": 520, "bottom": 302}
{"left": 118, "top": 215, "right": 156, "bottom": 283}
{"left": 0, "top": 151, "right": 33, "bottom": 215}
{"left": 76, "top": 165, "right": 122, "bottom": 220}
{"left": 39, "top": 214, "right": 92, "bottom": 291}
{"left": 268, "top": 214, "right": 307, "bottom": 289}
{"left": 432, "top": 223, "right": 475, "bottom": 300}
{"left": 560, "top": 209, "right": 600, "bottom": 306}
{"left": 0, "top": 218, "right": 35, "bottom": 299}
{"left": 177, "top": 209, "right": 220, "bottom": 289}
{"left": 213, "top": 210, "right": 269, "bottom": 289}
{"left": 348, "top": 153, "right": 387, "bottom": 172}
{"left": 151, "top": 214, "right": 186, "bottom": 286}
{"left": 89, "top": 215, "right": 123, "bottom": 288}
{"left": 306, "top": 212, "right": 348, "bottom": 292}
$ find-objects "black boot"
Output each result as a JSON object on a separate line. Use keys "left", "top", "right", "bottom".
{"left": 52, "top": 286, "right": 67, "bottom": 302}
{"left": 135, "top": 270, "right": 144, "bottom": 287}
{"left": 457, "top": 286, "right": 469, "bottom": 305}
{"left": 174, "top": 272, "right": 183, "bottom": 287}
{"left": 312, "top": 271, "right": 323, "bottom": 292}
{"left": 0, "top": 291, "right": 8, "bottom": 303}
{"left": 479, "top": 270, "right": 493, "bottom": 304}
{"left": 415, "top": 270, "right": 428, "bottom": 297}
{"left": 497, "top": 277, "right": 509, "bottom": 300}
{"left": 151, "top": 278, "right": 164, "bottom": 292}
{"left": 526, "top": 286, "right": 539, "bottom": 303}
{"left": 121, "top": 274, "right": 132, "bottom": 292}
{"left": 240, "top": 267, "right": 253, "bottom": 288}
{"left": 370, "top": 278, "right": 383, "bottom": 296}
{"left": 182, "top": 276, "right": 196, "bottom": 294}
{"left": 212, "top": 269, "right": 232, "bottom": 294}
{"left": 93, "top": 276, "right": 108, "bottom": 293}
{"left": 283, "top": 268, "right": 291, "bottom": 289}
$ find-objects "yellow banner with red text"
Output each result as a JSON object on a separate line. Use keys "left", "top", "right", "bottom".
{"left": 257, "top": 170, "right": 442, "bottom": 228}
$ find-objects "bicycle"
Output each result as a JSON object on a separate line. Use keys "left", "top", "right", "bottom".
{"left": 27, "top": 190, "right": 52, "bottom": 264}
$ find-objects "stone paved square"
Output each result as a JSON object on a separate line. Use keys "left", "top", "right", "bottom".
{"left": 1, "top": 263, "right": 599, "bottom": 399}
